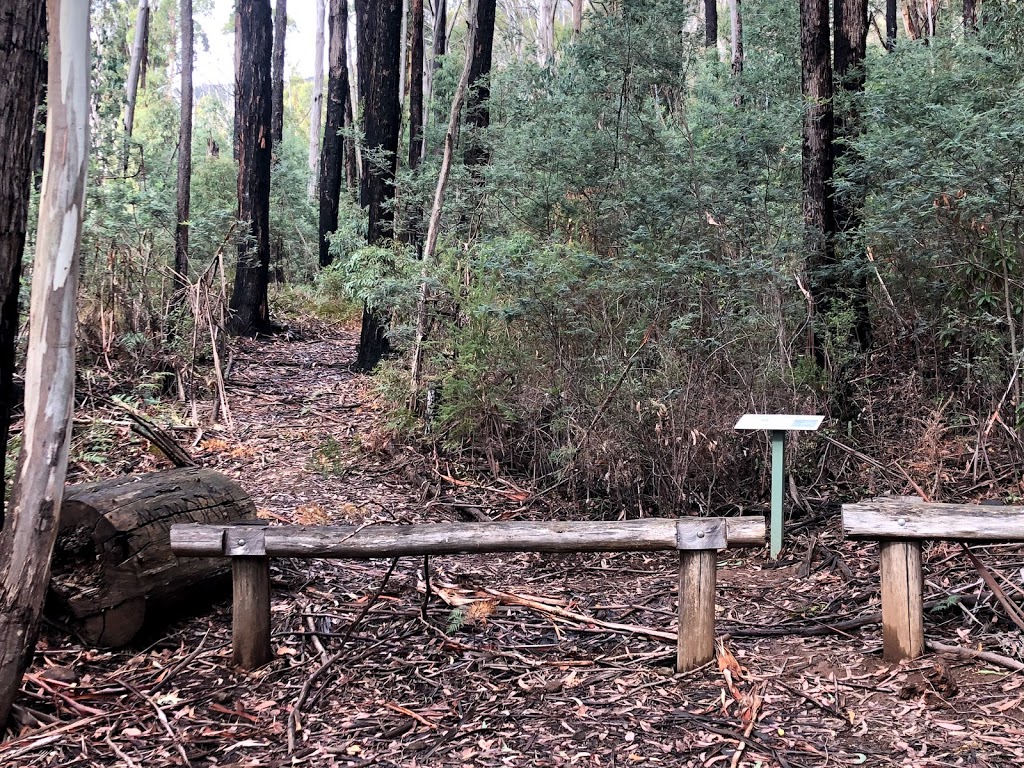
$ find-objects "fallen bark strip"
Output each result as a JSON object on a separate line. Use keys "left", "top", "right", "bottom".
{"left": 723, "top": 595, "right": 979, "bottom": 639}
{"left": 484, "top": 588, "right": 676, "bottom": 642}
{"left": 926, "top": 641, "right": 1024, "bottom": 672}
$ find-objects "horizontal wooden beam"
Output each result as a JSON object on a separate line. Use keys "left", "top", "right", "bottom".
{"left": 843, "top": 501, "right": 1024, "bottom": 541}
{"left": 171, "top": 517, "right": 765, "bottom": 559}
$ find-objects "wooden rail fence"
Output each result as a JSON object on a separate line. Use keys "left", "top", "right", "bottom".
{"left": 171, "top": 517, "right": 765, "bottom": 672}
{"left": 843, "top": 497, "right": 1024, "bottom": 661}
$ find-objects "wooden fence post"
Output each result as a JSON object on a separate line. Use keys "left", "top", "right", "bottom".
{"left": 676, "top": 520, "right": 725, "bottom": 672}
{"left": 227, "top": 524, "right": 272, "bottom": 669}
{"left": 879, "top": 540, "right": 924, "bottom": 661}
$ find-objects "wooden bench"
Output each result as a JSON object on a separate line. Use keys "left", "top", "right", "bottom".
{"left": 170, "top": 517, "right": 765, "bottom": 672}
{"left": 843, "top": 498, "right": 1024, "bottom": 661}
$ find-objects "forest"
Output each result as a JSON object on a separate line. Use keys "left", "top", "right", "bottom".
{"left": 1, "top": 0, "right": 1024, "bottom": 765}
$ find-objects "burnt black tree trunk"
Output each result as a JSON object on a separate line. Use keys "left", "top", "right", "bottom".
{"left": 0, "top": 0, "right": 47, "bottom": 522}
{"left": 175, "top": 0, "right": 193, "bottom": 297}
{"left": 404, "top": 0, "right": 425, "bottom": 251}
{"left": 355, "top": 0, "right": 402, "bottom": 371}
{"left": 271, "top": 0, "right": 285, "bottom": 145}
{"left": 31, "top": 45, "right": 46, "bottom": 191}
{"left": 228, "top": 0, "right": 273, "bottom": 336}
{"left": 834, "top": 0, "right": 871, "bottom": 351}
{"left": 318, "top": 0, "right": 349, "bottom": 267}
{"left": 885, "top": 0, "right": 897, "bottom": 50}
{"left": 465, "top": 0, "right": 496, "bottom": 170}
{"left": 800, "top": 0, "right": 835, "bottom": 367}
{"left": 964, "top": 0, "right": 977, "bottom": 32}
{"left": 409, "top": 0, "right": 424, "bottom": 169}
{"left": 432, "top": 0, "right": 447, "bottom": 66}
{"left": 705, "top": 0, "right": 717, "bottom": 47}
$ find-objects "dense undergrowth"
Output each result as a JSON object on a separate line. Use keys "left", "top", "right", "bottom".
{"left": 361, "top": 5, "right": 1024, "bottom": 513}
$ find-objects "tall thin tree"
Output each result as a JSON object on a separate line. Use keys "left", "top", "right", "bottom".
{"left": 409, "top": 0, "right": 425, "bottom": 169}
{"left": 405, "top": 0, "right": 426, "bottom": 250}
{"left": 0, "top": 0, "right": 47, "bottom": 523}
{"left": 705, "top": 0, "right": 717, "bottom": 47}
{"left": 356, "top": 0, "right": 403, "bottom": 371}
{"left": 308, "top": 0, "right": 326, "bottom": 199}
{"left": 344, "top": 0, "right": 358, "bottom": 194}
{"left": 834, "top": 0, "right": 871, "bottom": 350}
{"left": 319, "top": 0, "right": 349, "bottom": 268}
{"left": 800, "top": 0, "right": 836, "bottom": 366}
{"left": 424, "top": 0, "right": 446, "bottom": 151}
{"left": 0, "top": 0, "right": 90, "bottom": 728}
{"left": 271, "top": 0, "right": 287, "bottom": 146}
{"left": 573, "top": 0, "right": 585, "bottom": 36}
{"left": 885, "top": 0, "right": 897, "bottom": 49}
{"left": 175, "top": 0, "right": 194, "bottom": 298}
{"left": 228, "top": 0, "right": 274, "bottom": 335}
{"left": 465, "top": 0, "right": 496, "bottom": 170}
{"left": 124, "top": 0, "right": 150, "bottom": 138}
{"left": 410, "top": 0, "right": 479, "bottom": 404}
{"left": 730, "top": 0, "right": 743, "bottom": 78}
{"left": 431, "top": 0, "right": 447, "bottom": 74}
{"left": 537, "top": 0, "right": 555, "bottom": 66}
{"left": 964, "top": 0, "right": 977, "bottom": 32}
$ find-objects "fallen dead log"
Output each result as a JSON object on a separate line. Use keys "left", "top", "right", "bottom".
{"left": 48, "top": 467, "right": 256, "bottom": 646}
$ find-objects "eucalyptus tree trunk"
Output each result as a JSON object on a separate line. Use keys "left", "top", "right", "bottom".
{"left": 537, "top": 0, "right": 555, "bottom": 66}
{"left": 885, "top": 0, "right": 897, "bottom": 49}
{"left": 356, "top": 0, "right": 403, "bottom": 371}
{"left": 0, "top": 0, "right": 47, "bottom": 521}
{"left": 271, "top": 0, "right": 287, "bottom": 146}
{"left": 705, "top": 0, "right": 717, "bottom": 47}
{"left": 903, "top": 0, "right": 937, "bottom": 40}
{"left": 409, "top": 0, "right": 424, "bottom": 169}
{"left": 964, "top": 0, "right": 977, "bottom": 32}
{"left": 228, "top": 0, "right": 274, "bottom": 336}
{"left": 405, "top": 0, "right": 425, "bottom": 250}
{"left": 573, "top": 0, "right": 585, "bottom": 36}
{"left": 124, "top": 0, "right": 150, "bottom": 138}
{"left": 398, "top": 0, "right": 409, "bottom": 107}
{"left": 31, "top": 55, "right": 47, "bottom": 191}
{"left": 800, "top": 0, "right": 836, "bottom": 367}
{"left": 319, "top": 0, "right": 349, "bottom": 267}
{"left": 431, "top": 0, "right": 446, "bottom": 83}
{"left": 833, "top": 0, "right": 872, "bottom": 351}
{"left": 424, "top": 0, "right": 446, "bottom": 152}
{"left": 410, "top": 0, "right": 479, "bottom": 407}
{"left": 0, "top": 0, "right": 89, "bottom": 729}
{"left": 465, "top": 0, "right": 496, "bottom": 170}
{"left": 729, "top": 0, "right": 743, "bottom": 78}
{"left": 175, "top": 0, "right": 194, "bottom": 297}
{"left": 308, "top": 0, "right": 326, "bottom": 199}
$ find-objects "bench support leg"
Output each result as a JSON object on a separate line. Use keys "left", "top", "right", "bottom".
{"left": 677, "top": 549, "right": 717, "bottom": 672}
{"left": 233, "top": 556, "right": 272, "bottom": 669}
{"left": 879, "top": 540, "right": 924, "bottom": 661}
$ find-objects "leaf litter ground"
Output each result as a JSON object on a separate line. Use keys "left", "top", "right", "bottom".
{"left": 3, "top": 322, "right": 1024, "bottom": 767}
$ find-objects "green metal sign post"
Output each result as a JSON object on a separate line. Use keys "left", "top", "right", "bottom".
{"left": 735, "top": 414, "right": 824, "bottom": 559}
{"left": 771, "top": 429, "right": 785, "bottom": 559}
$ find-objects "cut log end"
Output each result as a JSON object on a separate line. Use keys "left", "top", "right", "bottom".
{"left": 48, "top": 467, "right": 255, "bottom": 647}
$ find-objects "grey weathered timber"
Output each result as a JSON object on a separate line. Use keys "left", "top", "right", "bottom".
{"left": 677, "top": 549, "right": 717, "bottom": 672}
{"left": 233, "top": 556, "right": 271, "bottom": 668}
{"left": 879, "top": 540, "right": 924, "bottom": 661}
{"left": 843, "top": 497, "right": 1023, "bottom": 662}
{"left": 171, "top": 517, "right": 764, "bottom": 558}
{"left": 171, "top": 516, "right": 764, "bottom": 671}
{"left": 843, "top": 500, "right": 1024, "bottom": 541}
{"left": 50, "top": 467, "right": 256, "bottom": 646}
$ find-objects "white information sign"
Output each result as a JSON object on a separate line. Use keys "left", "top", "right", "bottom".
{"left": 734, "top": 414, "right": 824, "bottom": 431}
